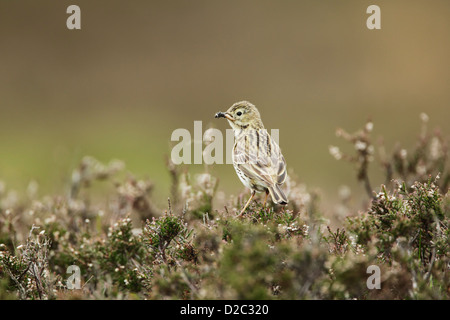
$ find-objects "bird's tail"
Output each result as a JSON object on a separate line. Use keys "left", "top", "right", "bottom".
{"left": 268, "top": 184, "right": 288, "bottom": 205}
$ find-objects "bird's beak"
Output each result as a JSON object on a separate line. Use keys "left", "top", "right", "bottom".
{"left": 215, "top": 112, "right": 235, "bottom": 122}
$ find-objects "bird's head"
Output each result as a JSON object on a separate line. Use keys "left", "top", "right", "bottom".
{"left": 215, "top": 101, "right": 264, "bottom": 130}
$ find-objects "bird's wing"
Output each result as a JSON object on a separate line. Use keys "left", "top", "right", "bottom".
{"left": 233, "top": 129, "right": 286, "bottom": 188}
{"left": 277, "top": 153, "right": 287, "bottom": 185}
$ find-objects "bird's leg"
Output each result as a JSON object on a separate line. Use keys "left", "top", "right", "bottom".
{"left": 238, "top": 190, "right": 256, "bottom": 217}
{"left": 262, "top": 189, "right": 269, "bottom": 208}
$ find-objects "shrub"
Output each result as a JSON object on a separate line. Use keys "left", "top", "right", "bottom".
{"left": 0, "top": 114, "right": 448, "bottom": 300}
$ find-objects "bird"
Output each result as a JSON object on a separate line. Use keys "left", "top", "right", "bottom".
{"left": 215, "top": 100, "right": 288, "bottom": 216}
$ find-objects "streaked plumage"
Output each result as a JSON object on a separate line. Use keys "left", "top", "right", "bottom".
{"left": 215, "top": 101, "right": 288, "bottom": 216}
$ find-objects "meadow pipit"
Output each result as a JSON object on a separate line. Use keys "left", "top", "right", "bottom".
{"left": 215, "top": 101, "right": 288, "bottom": 216}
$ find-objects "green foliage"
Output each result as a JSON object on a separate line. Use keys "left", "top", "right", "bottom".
{"left": 143, "top": 210, "right": 196, "bottom": 266}
{"left": 219, "top": 222, "right": 278, "bottom": 299}
{"left": 0, "top": 226, "right": 53, "bottom": 299}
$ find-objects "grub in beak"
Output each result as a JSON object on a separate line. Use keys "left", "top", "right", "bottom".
{"left": 215, "top": 112, "right": 234, "bottom": 121}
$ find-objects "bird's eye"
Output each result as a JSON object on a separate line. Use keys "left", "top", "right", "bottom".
{"left": 236, "top": 111, "right": 242, "bottom": 116}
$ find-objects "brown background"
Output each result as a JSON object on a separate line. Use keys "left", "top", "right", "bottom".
{"left": 1, "top": 1, "right": 449, "bottom": 209}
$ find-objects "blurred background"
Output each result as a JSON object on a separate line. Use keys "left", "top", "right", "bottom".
{"left": 1, "top": 0, "right": 449, "bottom": 211}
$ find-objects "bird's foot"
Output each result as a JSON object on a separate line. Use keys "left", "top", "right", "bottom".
{"left": 235, "top": 210, "right": 247, "bottom": 219}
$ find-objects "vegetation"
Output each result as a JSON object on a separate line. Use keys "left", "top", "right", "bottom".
{"left": 0, "top": 115, "right": 449, "bottom": 299}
